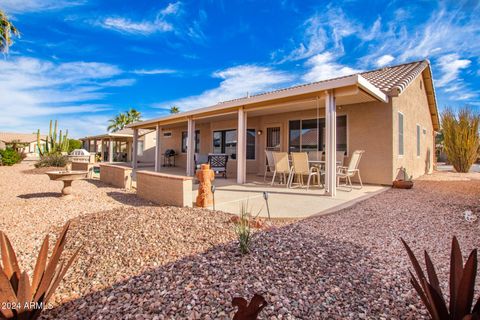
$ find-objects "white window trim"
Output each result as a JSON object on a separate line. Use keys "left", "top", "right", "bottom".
{"left": 287, "top": 114, "right": 349, "bottom": 156}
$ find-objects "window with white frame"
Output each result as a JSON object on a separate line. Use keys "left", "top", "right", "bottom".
{"left": 398, "top": 112, "right": 404, "bottom": 156}
{"left": 416, "top": 124, "right": 421, "bottom": 157}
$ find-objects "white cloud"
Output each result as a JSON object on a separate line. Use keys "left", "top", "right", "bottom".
{"left": 100, "top": 17, "right": 173, "bottom": 35}
{"left": 0, "top": 0, "right": 85, "bottom": 14}
{"left": 161, "top": 2, "right": 181, "bottom": 15}
{"left": 0, "top": 57, "right": 133, "bottom": 135}
{"left": 376, "top": 54, "right": 395, "bottom": 67}
{"left": 159, "top": 65, "right": 294, "bottom": 110}
{"left": 132, "top": 69, "right": 176, "bottom": 75}
{"left": 302, "top": 52, "right": 361, "bottom": 83}
{"left": 436, "top": 54, "right": 471, "bottom": 87}
{"left": 276, "top": 7, "right": 380, "bottom": 63}
{"left": 97, "top": 2, "right": 180, "bottom": 35}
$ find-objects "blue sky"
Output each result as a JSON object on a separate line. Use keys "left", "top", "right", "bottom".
{"left": 0, "top": 0, "right": 479, "bottom": 138}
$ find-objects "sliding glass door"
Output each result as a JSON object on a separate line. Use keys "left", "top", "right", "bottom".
{"left": 288, "top": 115, "right": 347, "bottom": 153}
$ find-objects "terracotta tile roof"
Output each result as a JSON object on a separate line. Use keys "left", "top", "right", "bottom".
{"left": 360, "top": 60, "right": 429, "bottom": 96}
{"left": 0, "top": 132, "right": 46, "bottom": 143}
{"left": 221, "top": 60, "right": 430, "bottom": 104}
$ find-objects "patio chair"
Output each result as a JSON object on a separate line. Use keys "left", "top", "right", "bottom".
{"left": 194, "top": 153, "right": 208, "bottom": 173}
{"left": 290, "top": 152, "right": 322, "bottom": 190}
{"left": 337, "top": 150, "right": 364, "bottom": 190}
{"left": 271, "top": 152, "right": 293, "bottom": 186}
{"left": 208, "top": 153, "right": 229, "bottom": 178}
{"left": 263, "top": 150, "right": 276, "bottom": 182}
{"left": 307, "top": 151, "right": 323, "bottom": 161}
{"left": 336, "top": 151, "right": 345, "bottom": 167}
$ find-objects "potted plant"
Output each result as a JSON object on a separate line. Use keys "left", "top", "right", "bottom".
{"left": 393, "top": 167, "right": 413, "bottom": 189}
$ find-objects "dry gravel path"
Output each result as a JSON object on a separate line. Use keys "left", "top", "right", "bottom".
{"left": 0, "top": 162, "right": 479, "bottom": 319}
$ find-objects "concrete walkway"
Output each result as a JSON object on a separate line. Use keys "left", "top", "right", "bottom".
{"left": 127, "top": 165, "right": 388, "bottom": 219}
{"left": 207, "top": 178, "right": 388, "bottom": 218}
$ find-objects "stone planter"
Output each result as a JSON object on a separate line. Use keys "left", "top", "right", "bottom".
{"left": 392, "top": 179, "right": 413, "bottom": 189}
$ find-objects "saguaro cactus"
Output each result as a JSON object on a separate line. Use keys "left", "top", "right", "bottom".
{"left": 37, "top": 120, "right": 69, "bottom": 156}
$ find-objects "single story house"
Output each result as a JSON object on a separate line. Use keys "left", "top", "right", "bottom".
{"left": 127, "top": 60, "right": 439, "bottom": 196}
{"left": 80, "top": 128, "right": 155, "bottom": 164}
{"left": 0, "top": 132, "right": 47, "bottom": 160}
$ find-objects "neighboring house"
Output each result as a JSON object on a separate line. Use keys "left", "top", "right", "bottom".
{"left": 80, "top": 128, "right": 155, "bottom": 164}
{"left": 128, "top": 60, "right": 439, "bottom": 194}
{"left": 0, "top": 132, "right": 47, "bottom": 160}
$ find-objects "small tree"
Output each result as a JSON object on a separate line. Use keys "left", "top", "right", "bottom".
{"left": 170, "top": 105, "right": 180, "bottom": 114}
{"left": 68, "top": 139, "right": 82, "bottom": 152}
{"left": 441, "top": 107, "right": 479, "bottom": 172}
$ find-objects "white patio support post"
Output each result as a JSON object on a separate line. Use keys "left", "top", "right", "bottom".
{"left": 132, "top": 129, "right": 138, "bottom": 169}
{"left": 100, "top": 139, "right": 104, "bottom": 162}
{"left": 186, "top": 118, "right": 195, "bottom": 176}
{"left": 237, "top": 107, "right": 247, "bottom": 184}
{"left": 155, "top": 124, "right": 162, "bottom": 172}
{"left": 126, "top": 141, "right": 131, "bottom": 162}
{"left": 108, "top": 138, "right": 114, "bottom": 163}
{"left": 325, "top": 90, "right": 337, "bottom": 197}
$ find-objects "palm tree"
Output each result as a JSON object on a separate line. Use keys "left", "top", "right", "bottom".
{"left": 107, "top": 108, "right": 142, "bottom": 132}
{"left": 107, "top": 113, "right": 128, "bottom": 132}
{"left": 126, "top": 108, "right": 142, "bottom": 123}
{"left": 170, "top": 106, "right": 180, "bottom": 114}
{"left": 0, "top": 10, "right": 20, "bottom": 54}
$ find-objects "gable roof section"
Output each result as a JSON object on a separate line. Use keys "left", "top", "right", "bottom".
{"left": 361, "top": 60, "right": 439, "bottom": 130}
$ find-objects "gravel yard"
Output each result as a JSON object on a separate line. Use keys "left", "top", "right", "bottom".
{"left": 0, "top": 162, "right": 479, "bottom": 319}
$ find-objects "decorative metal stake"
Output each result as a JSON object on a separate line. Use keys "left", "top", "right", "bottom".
{"left": 263, "top": 191, "right": 270, "bottom": 220}
{"left": 211, "top": 185, "right": 216, "bottom": 211}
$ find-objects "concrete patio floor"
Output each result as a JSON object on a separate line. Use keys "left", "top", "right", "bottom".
{"left": 126, "top": 165, "right": 388, "bottom": 219}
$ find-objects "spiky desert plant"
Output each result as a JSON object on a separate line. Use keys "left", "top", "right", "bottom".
{"left": 37, "top": 120, "right": 69, "bottom": 156}
{"left": 441, "top": 108, "right": 479, "bottom": 173}
{"left": 234, "top": 202, "right": 252, "bottom": 255}
{"left": 0, "top": 222, "right": 80, "bottom": 319}
{"left": 401, "top": 236, "right": 479, "bottom": 320}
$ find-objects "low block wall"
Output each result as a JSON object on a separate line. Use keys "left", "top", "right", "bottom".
{"left": 99, "top": 164, "right": 132, "bottom": 189}
{"left": 71, "top": 162, "right": 92, "bottom": 172}
{"left": 136, "top": 171, "right": 193, "bottom": 207}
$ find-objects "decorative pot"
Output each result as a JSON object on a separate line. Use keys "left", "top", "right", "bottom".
{"left": 393, "top": 179, "right": 413, "bottom": 189}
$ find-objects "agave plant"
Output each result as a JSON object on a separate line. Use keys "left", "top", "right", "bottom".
{"left": 0, "top": 222, "right": 80, "bottom": 319}
{"left": 402, "top": 236, "right": 479, "bottom": 320}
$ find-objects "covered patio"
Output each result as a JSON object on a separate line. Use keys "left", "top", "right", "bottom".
{"left": 128, "top": 74, "right": 389, "bottom": 198}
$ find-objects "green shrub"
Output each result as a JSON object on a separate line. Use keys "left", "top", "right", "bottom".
{"left": 441, "top": 107, "right": 480, "bottom": 172}
{"left": 35, "top": 153, "right": 68, "bottom": 168}
{"left": 68, "top": 139, "right": 83, "bottom": 153}
{"left": 0, "top": 148, "right": 22, "bottom": 166}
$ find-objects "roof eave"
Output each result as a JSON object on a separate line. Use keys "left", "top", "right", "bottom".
{"left": 128, "top": 74, "right": 388, "bottom": 128}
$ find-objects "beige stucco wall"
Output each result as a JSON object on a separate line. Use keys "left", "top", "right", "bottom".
{"left": 137, "top": 131, "right": 156, "bottom": 163}
{"left": 99, "top": 163, "right": 132, "bottom": 189}
{"left": 136, "top": 171, "right": 193, "bottom": 207}
{"left": 392, "top": 73, "right": 435, "bottom": 180}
